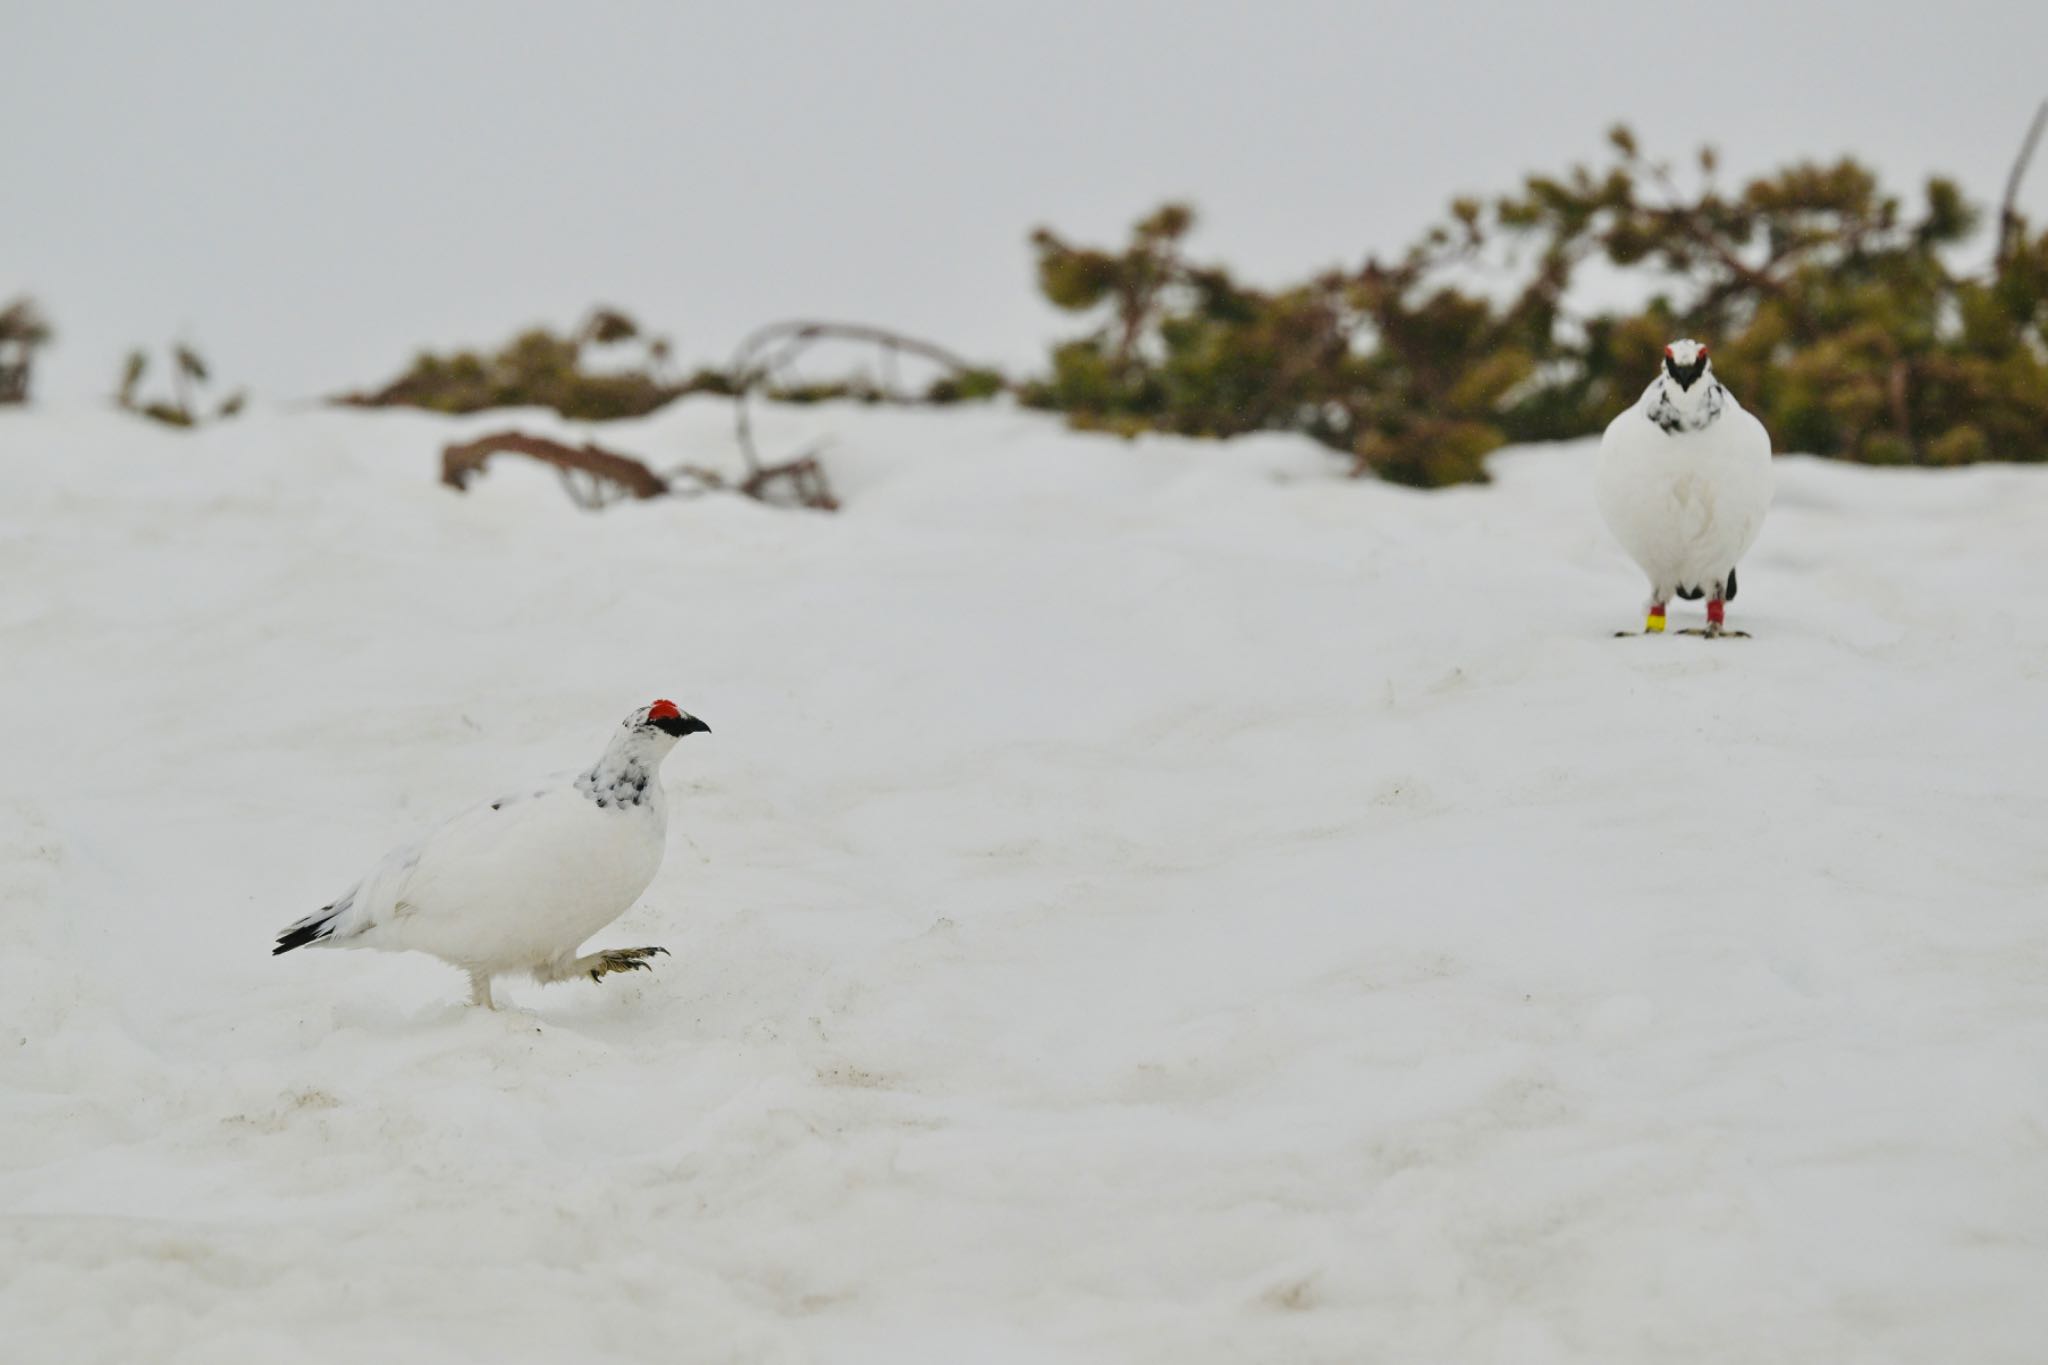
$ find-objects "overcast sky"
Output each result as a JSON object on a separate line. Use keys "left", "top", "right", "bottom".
{"left": 6, "top": 0, "right": 2046, "bottom": 403}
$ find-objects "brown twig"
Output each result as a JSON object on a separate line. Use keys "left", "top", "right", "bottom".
{"left": 1996, "top": 98, "right": 2048, "bottom": 270}
{"left": 728, "top": 319, "right": 1008, "bottom": 481}
{"left": 441, "top": 321, "right": 995, "bottom": 514}
{"left": 441, "top": 428, "right": 841, "bottom": 513}
{"left": 441, "top": 431, "right": 669, "bottom": 506}
{"left": 664, "top": 453, "right": 840, "bottom": 512}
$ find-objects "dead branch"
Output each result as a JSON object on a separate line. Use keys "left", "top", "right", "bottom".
{"left": 727, "top": 320, "right": 1011, "bottom": 480}
{"left": 441, "top": 428, "right": 840, "bottom": 513}
{"left": 664, "top": 453, "right": 840, "bottom": 511}
{"left": 1996, "top": 98, "right": 2048, "bottom": 270}
{"left": 441, "top": 431, "right": 669, "bottom": 506}
{"left": 437, "top": 321, "right": 993, "bottom": 514}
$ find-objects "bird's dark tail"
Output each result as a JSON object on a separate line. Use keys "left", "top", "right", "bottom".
{"left": 1675, "top": 568, "right": 1738, "bottom": 602}
{"left": 273, "top": 905, "right": 341, "bottom": 956}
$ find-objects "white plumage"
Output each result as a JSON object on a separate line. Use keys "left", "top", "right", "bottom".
{"left": 274, "top": 700, "right": 710, "bottom": 1008}
{"left": 1596, "top": 339, "right": 1774, "bottom": 636}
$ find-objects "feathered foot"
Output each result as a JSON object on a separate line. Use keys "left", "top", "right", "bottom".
{"left": 582, "top": 946, "right": 670, "bottom": 983}
{"left": 1676, "top": 598, "right": 1748, "bottom": 639}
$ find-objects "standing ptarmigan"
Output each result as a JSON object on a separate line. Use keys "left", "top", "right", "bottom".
{"left": 273, "top": 700, "right": 710, "bottom": 1009}
{"left": 1596, "top": 339, "right": 1774, "bottom": 637}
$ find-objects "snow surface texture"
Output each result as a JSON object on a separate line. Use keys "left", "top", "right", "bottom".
{"left": 3, "top": 401, "right": 2045, "bottom": 1364}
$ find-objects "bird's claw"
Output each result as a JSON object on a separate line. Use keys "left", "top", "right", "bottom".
{"left": 587, "top": 946, "right": 670, "bottom": 982}
{"left": 1675, "top": 628, "right": 1751, "bottom": 639}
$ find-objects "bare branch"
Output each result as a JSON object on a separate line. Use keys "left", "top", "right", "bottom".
{"left": 441, "top": 428, "right": 839, "bottom": 512}
{"left": 441, "top": 431, "right": 669, "bottom": 502}
{"left": 1996, "top": 98, "right": 2048, "bottom": 270}
{"left": 728, "top": 320, "right": 1010, "bottom": 478}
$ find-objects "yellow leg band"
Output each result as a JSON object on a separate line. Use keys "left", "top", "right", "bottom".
{"left": 1645, "top": 613, "right": 1666, "bottom": 633}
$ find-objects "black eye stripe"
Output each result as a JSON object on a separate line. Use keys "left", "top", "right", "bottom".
{"left": 1663, "top": 353, "right": 1709, "bottom": 387}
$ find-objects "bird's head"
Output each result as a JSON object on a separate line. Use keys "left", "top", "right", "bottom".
{"left": 630, "top": 699, "right": 710, "bottom": 740}
{"left": 1662, "top": 339, "right": 1712, "bottom": 391}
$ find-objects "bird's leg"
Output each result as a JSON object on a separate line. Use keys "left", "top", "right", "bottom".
{"left": 584, "top": 946, "right": 668, "bottom": 982}
{"left": 467, "top": 969, "right": 498, "bottom": 1010}
{"left": 1615, "top": 598, "right": 1667, "bottom": 638}
{"left": 535, "top": 946, "right": 670, "bottom": 986}
{"left": 1679, "top": 586, "right": 1749, "bottom": 639}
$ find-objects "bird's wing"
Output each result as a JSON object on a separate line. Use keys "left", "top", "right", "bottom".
{"left": 367, "top": 774, "right": 594, "bottom": 927}
{"left": 302, "top": 774, "right": 574, "bottom": 944}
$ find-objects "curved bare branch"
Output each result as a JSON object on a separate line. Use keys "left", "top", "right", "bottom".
{"left": 727, "top": 320, "right": 1011, "bottom": 477}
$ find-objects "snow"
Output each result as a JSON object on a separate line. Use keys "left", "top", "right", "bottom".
{"left": 3, "top": 398, "right": 2046, "bottom": 1363}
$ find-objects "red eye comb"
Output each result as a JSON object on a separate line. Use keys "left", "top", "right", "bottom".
{"left": 648, "top": 700, "right": 681, "bottom": 722}
{"left": 1663, "top": 345, "right": 1674, "bottom": 358}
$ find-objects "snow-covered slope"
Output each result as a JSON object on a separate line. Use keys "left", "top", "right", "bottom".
{"left": 3, "top": 400, "right": 2045, "bottom": 1364}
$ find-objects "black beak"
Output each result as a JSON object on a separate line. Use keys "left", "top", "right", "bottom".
{"left": 654, "top": 714, "right": 710, "bottom": 738}
{"left": 1664, "top": 356, "right": 1708, "bottom": 390}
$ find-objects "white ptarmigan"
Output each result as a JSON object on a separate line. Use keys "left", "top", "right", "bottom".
{"left": 1596, "top": 339, "right": 1774, "bottom": 637}
{"left": 273, "top": 700, "right": 710, "bottom": 1008}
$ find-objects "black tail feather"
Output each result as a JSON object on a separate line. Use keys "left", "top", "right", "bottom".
{"left": 273, "top": 907, "right": 338, "bottom": 956}
{"left": 1675, "top": 568, "right": 1739, "bottom": 603}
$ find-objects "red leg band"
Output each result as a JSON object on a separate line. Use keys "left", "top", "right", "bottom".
{"left": 1707, "top": 599, "right": 1726, "bottom": 624}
